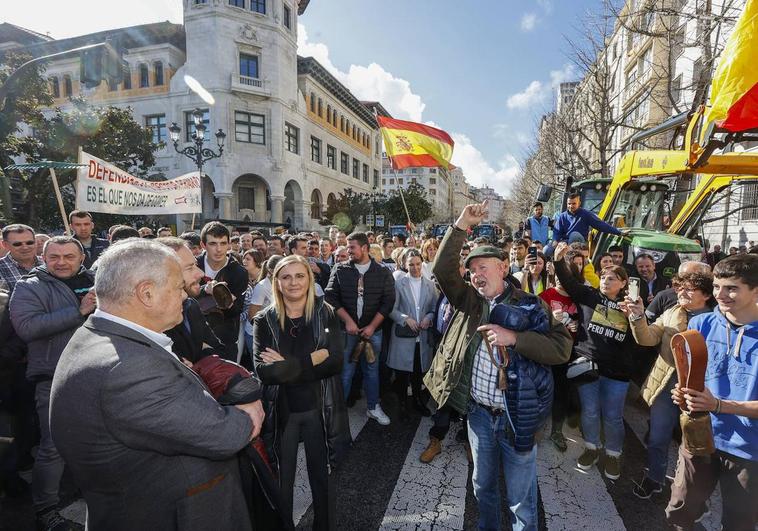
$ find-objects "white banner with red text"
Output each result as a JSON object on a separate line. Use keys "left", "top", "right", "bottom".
{"left": 76, "top": 152, "right": 202, "bottom": 215}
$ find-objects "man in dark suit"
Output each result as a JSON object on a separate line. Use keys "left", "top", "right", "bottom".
{"left": 158, "top": 237, "right": 225, "bottom": 363}
{"left": 50, "top": 239, "right": 263, "bottom": 530}
{"left": 634, "top": 253, "right": 670, "bottom": 306}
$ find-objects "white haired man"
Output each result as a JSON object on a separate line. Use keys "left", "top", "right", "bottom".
{"left": 49, "top": 239, "right": 263, "bottom": 530}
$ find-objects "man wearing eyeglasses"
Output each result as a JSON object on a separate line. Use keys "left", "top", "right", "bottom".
{"left": 0, "top": 224, "right": 43, "bottom": 293}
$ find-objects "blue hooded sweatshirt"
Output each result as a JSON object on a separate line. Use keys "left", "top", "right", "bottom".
{"left": 688, "top": 309, "right": 758, "bottom": 461}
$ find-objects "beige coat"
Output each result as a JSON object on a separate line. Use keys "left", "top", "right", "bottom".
{"left": 630, "top": 305, "right": 688, "bottom": 405}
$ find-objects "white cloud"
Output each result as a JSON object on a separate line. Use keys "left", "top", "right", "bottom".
{"left": 506, "top": 80, "right": 545, "bottom": 110}
{"left": 298, "top": 24, "right": 515, "bottom": 194}
{"left": 520, "top": 13, "right": 538, "bottom": 31}
{"left": 505, "top": 63, "right": 578, "bottom": 111}
{"left": 298, "top": 24, "right": 424, "bottom": 121}
{"left": 549, "top": 63, "right": 578, "bottom": 86}
{"left": 452, "top": 133, "right": 520, "bottom": 196}
{"left": 537, "top": 0, "right": 553, "bottom": 14}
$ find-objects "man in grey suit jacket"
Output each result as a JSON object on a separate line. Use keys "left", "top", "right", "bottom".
{"left": 50, "top": 239, "right": 264, "bottom": 531}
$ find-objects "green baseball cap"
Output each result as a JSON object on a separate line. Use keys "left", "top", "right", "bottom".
{"left": 464, "top": 245, "right": 504, "bottom": 268}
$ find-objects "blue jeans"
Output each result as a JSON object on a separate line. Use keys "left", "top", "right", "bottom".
{"left": 341, "top": 331, "right": 382, "bottom": 410}
{"left": 647, "top": 375, "right": 680, "bottom": 483}
{"left": 467, "top": 402, "right": 538, "bottom": 531}
{"left": 577, "top": 376, "right": 629, "bottom": 455}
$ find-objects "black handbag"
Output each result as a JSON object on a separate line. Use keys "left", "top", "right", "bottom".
{"left": 394, "top": 323, "right": 419, "bottom": 338}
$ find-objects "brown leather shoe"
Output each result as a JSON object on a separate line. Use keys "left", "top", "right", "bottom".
{"left": 351, "top": 340, "right": 365, "bottom": 363}
{"left": 420, "top": 437, "right": 442, "bottom": 463}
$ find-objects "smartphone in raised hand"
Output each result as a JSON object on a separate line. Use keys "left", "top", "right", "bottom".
{"left": 628, "top": 277, "right": 640, "bottom": 302}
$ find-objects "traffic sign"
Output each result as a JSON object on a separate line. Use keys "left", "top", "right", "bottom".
{"left": 366, "top": 214, "right": 374, "bottom": 224}
{"left": 375, "top": 215, "right": 385, "bottom": 227}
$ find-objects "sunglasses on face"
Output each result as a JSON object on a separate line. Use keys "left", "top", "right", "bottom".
{"left": 11, "top": 241, "right": 35, "bottom": 247}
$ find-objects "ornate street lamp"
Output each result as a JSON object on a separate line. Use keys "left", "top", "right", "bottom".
{"left": 168, "top": 108, "right": 226, "bottom": 177}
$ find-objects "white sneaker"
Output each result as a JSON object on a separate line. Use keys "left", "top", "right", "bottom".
{"left": 367, "top": 405, "right": 391, "bottom": 425}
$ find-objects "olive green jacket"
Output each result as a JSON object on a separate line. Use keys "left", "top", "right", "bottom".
{"left": 423, "top": 226, "right": 572, "bottom": 414}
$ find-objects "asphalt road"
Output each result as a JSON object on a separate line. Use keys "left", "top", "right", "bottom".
{"left": 1, "top": 385, "right": 724, "bottom": 531}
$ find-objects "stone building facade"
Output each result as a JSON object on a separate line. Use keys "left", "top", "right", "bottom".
{"left": 2, "top": 0, "right": 384, "bottom": 232}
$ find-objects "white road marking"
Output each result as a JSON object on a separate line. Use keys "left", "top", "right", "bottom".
{"left": 623, "top": 385, "right": 722, "bottom": 531}
{"left": 379, "top": 417, "right": 469, "bottom": 530}
{"left": 537, "top": 424, "right": 627, "bottom": 531}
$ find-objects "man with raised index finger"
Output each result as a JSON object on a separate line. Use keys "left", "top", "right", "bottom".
{"left": 424, "top": 200, "right": 572, "bottom": 531}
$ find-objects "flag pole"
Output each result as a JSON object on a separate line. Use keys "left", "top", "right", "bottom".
{"left": 49, "top": 167, "right": 70, "bottom": 235}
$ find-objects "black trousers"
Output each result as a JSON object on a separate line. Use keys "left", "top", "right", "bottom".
{"left": 279, "top": 409, "right": 334, "bottom": 531}
{"left": 393, "top": 343, "right": 424, "bottom": 402}
{"left": 551, "top": 363, "right": 569, "bottom": 427}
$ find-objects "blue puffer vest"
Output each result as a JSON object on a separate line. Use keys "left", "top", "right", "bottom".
{"left": 489, "top": 295, "right": 554, "bottom": 452}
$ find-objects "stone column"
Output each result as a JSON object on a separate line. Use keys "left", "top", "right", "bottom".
{"left": 270, "top": 195, "right": 285, "bottom": 224}
{"left": 295, "top": 200, "right": 310, "bottom": 231}
{"left": 215, "top": 192, "right": 234, "bottom": 220}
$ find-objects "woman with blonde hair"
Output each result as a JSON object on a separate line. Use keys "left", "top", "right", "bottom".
{"left": 420, "top": 238, "right": 439, "bottom": 280}
{"left": 253, "top": 255, "right": 348, "bottom": 530}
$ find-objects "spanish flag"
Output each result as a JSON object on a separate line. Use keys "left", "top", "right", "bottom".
{"left": 706, "top": 0, "right": 758, "bottom": 132}
{"left": 378, "top": 116, "right": 454, "bottom": 170}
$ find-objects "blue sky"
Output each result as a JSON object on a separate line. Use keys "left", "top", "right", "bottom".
{"left": 5, "top": 0, "right": 601, "bottom": 195}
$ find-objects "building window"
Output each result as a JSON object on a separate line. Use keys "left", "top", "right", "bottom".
{"left": 145, "top": 114, "right": 166, "bottom": 144}
{"left": 362, "top": 164, "right": 369, "bottom": 183}
{"left": 63, "top": 75, "right": 72, "bottom": 96}
{"left": 123, "top": 67, "right": 131, "bottom": 89}
{"left": 352, "top": 159, "right": 359, "bottom": 179}
{"left": 326, "top": 104, "right": 332, "bottom": 122}
{"left": 139, "top": 64, "right": 149, "bottom": 87}
{"left": 311, "top": 136, "right": 322, "bottom": 163}
{"left": 742, "top": 183, "right": 758, "bottom": 221}
{"left": 345, "top": 119, "right": 350, "bottom": 135}
{"left": 317, "top": 98, "right": 323, "bottom": 117}
{"left": 250, "top": 0, "right": 265, "bottom": 12}
{"left": 235, "top": 111, "right": 265, "bottom": 144}
{"left": 240, "top": 53, "right": 259, "bottom": 79}
{"left": 389, "top": 178, "right": 395, "bottom": 185}
{"left": 398, "top": 177, "right": 404, "bottom": 185}
{"left": 411, "top": 168, "right": 418, "bottom": 174}
{"left": 340, "top": 152, "right": 349, "bottom": 174}
{"left": 285, "top": 122, "right": 299, "bottom": 154}
{"left": 332, "top": 109, "right": 338, "bottom": 126}
{"left": 283, "top": 3, "right": 291, "bottom": 29}
{"left": 327, "top": 145, "right": 336, "bottom": 169}
{"left": 50, "top": 77, "right": 59, "bottom": 98}
{"left": 429, "top": 168, "right": 437, "bottom": 173}
{"left": 310, "top": 92, "right": 316, "bottom": 113}
{"left": 374, "top": 169, "right": 379, "bottom": 188}
{"left": 185, "top": 109, "right": 210, "bottom": 142}
{"left": 430, "top": 178, "right": 436, "bottom": 185}
{"left": 352, "top": 125, "right": 356, "bottom": 139}
{"left": 239, "top": 186, "right": 255, "bottom": 210}
{"left": 382, "top": 178, "right": 386, "bottom": 185}
{"left": 340, "top": 116, "right": 345, "bottom": 132}
{"left": 430, "top": 189, "right": 437, "bottom": 195}
{"left": 154, "top": 62, "right": 164, "bottom": 86}
{"left": 229, "top": 0, "right": 244, "bottom": 7}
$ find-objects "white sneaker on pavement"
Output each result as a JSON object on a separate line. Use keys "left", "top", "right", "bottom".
{"left": 367, "top": 405, "right": 391, "bottom": 425}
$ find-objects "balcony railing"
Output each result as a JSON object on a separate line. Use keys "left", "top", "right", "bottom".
{"left": 230, "top": 74, "right": 270, "bottom": 96}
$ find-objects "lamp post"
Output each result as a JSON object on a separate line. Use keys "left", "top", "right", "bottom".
{"left": 371, "top": 186, "right": 379, "bottom": 233}
{"left": 168, "top": 109, "right": 226, "bottom": 227}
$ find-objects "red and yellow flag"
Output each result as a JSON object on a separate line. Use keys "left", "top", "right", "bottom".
{"left": 707, "top": 0, "right": 758, "bottom": 132}
{"left": 377, "top": 116, "right": 454, "bottom": 170}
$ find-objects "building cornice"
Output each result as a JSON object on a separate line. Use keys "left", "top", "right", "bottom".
{"left": 297, "top": 56, "right": 378, "bottom": 129}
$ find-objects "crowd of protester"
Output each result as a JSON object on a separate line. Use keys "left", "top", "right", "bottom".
{"left": 0, "top": 195, "right": 756, "bottom": 531}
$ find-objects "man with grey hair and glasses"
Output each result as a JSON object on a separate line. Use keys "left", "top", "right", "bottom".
{"left": 9, "top": 235, "right": 95, "bottom": 530}
{"left": 49, "top": 239, "right": 262, "bottom": 530}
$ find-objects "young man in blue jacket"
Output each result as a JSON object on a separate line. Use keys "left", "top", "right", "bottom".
{"left": 666, "top": 254, "right": 758, "bottom": 531}
{"left": 552, "top": 192, "right": 626, "bottom": 244}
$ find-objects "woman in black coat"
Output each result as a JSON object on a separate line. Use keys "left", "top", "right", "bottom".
{"left": 252, "top": 255, "right": 348, "bottom": 531}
